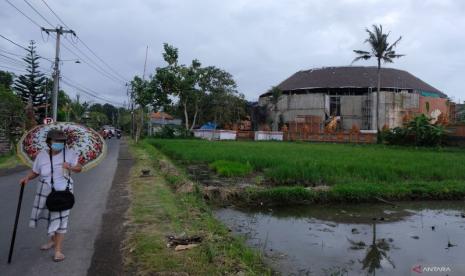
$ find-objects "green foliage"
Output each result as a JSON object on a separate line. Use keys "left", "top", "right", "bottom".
{"left": 131, "top": 43, "right": 245, "bottom": 131}
{"left": 353, "top": 25, "right": 403, "bottom": 65}
{"left": 209, "top": 160, "right": 253, "bottom": 177}
{"left": 87, "top": 111, "right": 108, "bottom": 129}
{"left": 153, "top": 125, "right": 192, "bottom": 139}
{"left": 245, "top": 186, "right": 315, "bottom": 205}
{"left": 13, "top": 41, "right": 47, "bottom": 120}
{"left": 353, "top": 25, "right": 403, "bottom": 131}
{"left": 242, "top": 180, "right": 465, "bottom": 205}
{"left": 0, "top": 86, "right": 25, "bottom": 142}
{"left": 0, "top": 70, "right": 14, "bottom": 89}
{"left": 384, "top": 114, "right": 445, "bottom": 146}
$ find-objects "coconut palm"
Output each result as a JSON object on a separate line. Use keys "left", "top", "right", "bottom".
{"left": 353, "top": 24, "right": 404, "bottom": 131}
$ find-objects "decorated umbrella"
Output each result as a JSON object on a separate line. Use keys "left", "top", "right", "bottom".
{"left": 8, "top": 122, "right": 106, "bottom": 263}
{"left": 17, "top": 122, "right": 107, "bottom": 171}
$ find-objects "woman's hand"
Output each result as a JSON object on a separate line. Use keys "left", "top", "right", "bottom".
{"left": 19, "top": 176, "right": 29, "bottom": 186}
{"left": 63, "top": 162, "right": 82, "bottom": 173}
{"left": 63, "top": 162, "right": 72, "bottom": 170}
{"left": 20, "top": 170, "right": 39, "bottom": 185}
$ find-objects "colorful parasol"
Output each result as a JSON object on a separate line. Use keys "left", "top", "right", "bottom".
{"left": 17, "top": 122, "right": 107, "bottom": 172}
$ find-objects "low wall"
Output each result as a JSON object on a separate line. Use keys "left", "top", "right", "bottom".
{"left": 193, "top": 129, "right": 376, "bottom": 143}
{"left": 193, "top": 129, "right": 237, "bottom": 140}
{"left": 284, "top": 131, "right": 377, "bottom": 144}
{"left": 447, "top": 124, "right": 465, "bottom": 137}
{"left": 237, "top": 130, "right": 254, "bottom": 140}
{"left": 255, "top": 131, "right": 284, "bottom": 141}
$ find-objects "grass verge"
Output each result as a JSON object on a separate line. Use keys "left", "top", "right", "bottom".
{"left": 124, "top": 140, "right": 270, "bottom": 275}
{"left": 0, "top": 152, "right": 20, "bottom": 170}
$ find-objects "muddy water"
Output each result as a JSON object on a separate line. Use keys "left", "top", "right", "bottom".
{"left": 215, "top": 202, "right": 465, "bottom": 276}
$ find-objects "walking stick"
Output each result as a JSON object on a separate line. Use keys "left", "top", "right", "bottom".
{"left": 7, "top": 182, "right": 25, "bottom": 264}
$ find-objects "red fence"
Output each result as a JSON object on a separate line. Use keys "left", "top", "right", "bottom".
{"left": 283, "top": 131, "right": 377, "bottom": 144}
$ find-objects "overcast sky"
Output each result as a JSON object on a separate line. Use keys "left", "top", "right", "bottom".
{"left": 1, "top": 0, "right": 464, "bottom": 106}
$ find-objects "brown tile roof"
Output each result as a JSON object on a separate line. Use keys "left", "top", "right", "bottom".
{"left": 150, "top": 112, "right": 173, "bottom": 120}
{"left": 264, "top": 66, "right": 445, "bottom": 98}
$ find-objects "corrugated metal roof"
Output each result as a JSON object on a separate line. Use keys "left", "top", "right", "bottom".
{"left": 262, "top": 66, "right": 446, "bottom": 98}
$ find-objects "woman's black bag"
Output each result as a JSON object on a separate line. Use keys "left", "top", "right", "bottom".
{"left": 46, "top": 147, "right": 75, "bottom": 212}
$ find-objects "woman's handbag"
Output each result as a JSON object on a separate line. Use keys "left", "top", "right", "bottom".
{"left": 46, "top": 147, "right": 75, "bottom": 212}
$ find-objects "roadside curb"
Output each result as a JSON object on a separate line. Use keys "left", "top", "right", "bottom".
{"left": 87, "top": 139, "right": 134, "bottom": 276}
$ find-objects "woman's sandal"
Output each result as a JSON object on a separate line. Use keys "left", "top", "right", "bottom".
{"left": 40, "top": 241, "right": 55, "bottom": 251}
{"left": 53, "top": 252, "right": 65, "bottom": 262}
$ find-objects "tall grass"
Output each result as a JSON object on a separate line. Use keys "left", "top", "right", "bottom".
{"left": 149, "top": 139, "right": 465, "bottom": 187}
{"left": 209, "top": 160, "right": 253, "bottom": 177}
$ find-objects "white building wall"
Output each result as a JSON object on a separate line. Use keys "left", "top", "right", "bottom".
{"left": 259, "top": 91, "right": 420, "bottom": 131}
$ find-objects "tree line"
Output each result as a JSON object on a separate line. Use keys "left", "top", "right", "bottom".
{"left": 1, "top": 41, "right": 252, "bottom": 145}
{"left": 0, "top": 40, "right": 130, "bottom": 146}
{"left": 129, "top": 43, "right": 248, "bottom": 140}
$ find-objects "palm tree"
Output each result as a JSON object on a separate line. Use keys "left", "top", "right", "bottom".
{"left": 353, "top": 24, "right": 404, "bottom": 131}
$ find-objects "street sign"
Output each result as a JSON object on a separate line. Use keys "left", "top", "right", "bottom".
{"left": 43, "top": 117, "right": 54, "bottom": 125}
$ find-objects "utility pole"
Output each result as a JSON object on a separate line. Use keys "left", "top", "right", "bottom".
{"left": 44, "top": 78, "right": 48, "bottom": 118}
{"left": 126, "top": 82, "right": 135, "bottom": 139}
{"left": 142, "top": 46, "right": 150, "bottom": 136}
{"left": 42, "top": 26, "right": 75, "bottom": 121}
{"left": 142, "top": 45, "right": 148, "bottom": 80}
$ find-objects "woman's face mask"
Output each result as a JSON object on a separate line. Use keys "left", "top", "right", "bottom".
{"left": 51, "top": 142, "right": 64, "bottom": 151}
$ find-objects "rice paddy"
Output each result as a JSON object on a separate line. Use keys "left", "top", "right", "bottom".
{"left": 148, "top": 139, "right": 465, "bottom": 203}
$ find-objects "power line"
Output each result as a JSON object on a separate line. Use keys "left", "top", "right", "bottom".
{"left": 2, "top": 0, "right": 115, "bottom": 84}
{"left": 40, "top": 0, "right": 70, "bottom": 29}
{"left": 0, "top": 34, "right": 28, "bottom": 51}
{"left": 0, "top": 64, "right": 28, "bottom": 73}
{"left": 76, "top": 37, "right": 128, "bottom": 82}
{"left": 14, "top": 0, "right": 128, "bottom": 84}
{"left": 0, "top": 46, "right": 54, "bottom": 64}
{"left": 0, "top": 53, "right": 28, "bottom": 66}
{"left": 23, "top": 0, "right": 55, "bottom": 27}
{"left": 61, "top": 77, "right": 125, "bottom": 106}
{"left": 63, "top": 38, "right": 126, "bottom": 84}
{"left": 62, "top": 75, "right": 124, "bottom": 104}
{"left": 0, "top": 48, "right": 23, "bottom": 57}
{"left": 60, "top": 42, "right": 125, "bottom": 85}
{"left": 5, "top": 0, "right": 42, "bottom": 28}
{"left": 0, "top": 59, "right": 26, "bottom": 70}
{"left": 39, "top": 0, "right": 128, "bottom": 81}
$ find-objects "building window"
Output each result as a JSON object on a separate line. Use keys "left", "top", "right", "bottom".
{"left": 330, "top": 96, "right": 341, "bottom": 116}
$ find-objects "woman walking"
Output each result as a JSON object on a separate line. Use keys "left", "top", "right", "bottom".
{"left": 19, "top": 129, "right": 82, "bottom": 262}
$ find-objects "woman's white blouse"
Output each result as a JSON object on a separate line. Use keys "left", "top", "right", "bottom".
{"left": 32, "top": 149, "right": 79, "bottom": 191}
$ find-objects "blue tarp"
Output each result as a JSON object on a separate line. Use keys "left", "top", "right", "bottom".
{"left": 420, "top": 90, "right": 442, "bottom": 98}
{"left": 200, "top": 122, "right": 217, "bottom": 130}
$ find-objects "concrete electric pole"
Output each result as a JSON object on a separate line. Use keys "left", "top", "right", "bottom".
{"left": 42, "top": 26, "right": 75, "bottom": 121}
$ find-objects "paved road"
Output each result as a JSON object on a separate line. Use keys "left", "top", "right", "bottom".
{"left": 0, "top": 139, "right": 120, "bottom": 276}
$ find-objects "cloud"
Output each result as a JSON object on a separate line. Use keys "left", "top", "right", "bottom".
{"left": 0, "top": 0, "right": 464, "bottom": 104}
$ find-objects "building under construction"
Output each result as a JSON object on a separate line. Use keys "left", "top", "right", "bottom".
{"left": 259, "top": 66, "right": 450, "bottom": 131}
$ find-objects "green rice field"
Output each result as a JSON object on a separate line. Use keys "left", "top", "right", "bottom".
{"left": 149, "top": 139, "right": 465, "bottom": 202}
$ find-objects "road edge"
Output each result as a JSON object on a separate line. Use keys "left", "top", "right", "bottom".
{"left": 87, "top": 139, "right": 134, "bottom": 276}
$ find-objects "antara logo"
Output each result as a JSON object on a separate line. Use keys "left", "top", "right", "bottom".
{"left": 412, "top": 265, "right": 422, "bottom": 273}
{"left": 412, "top": 264, "right": 452, "bottom": 274}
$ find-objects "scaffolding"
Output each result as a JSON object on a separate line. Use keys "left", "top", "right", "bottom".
{"left": 361, "top": 94, "right": 372, "bottom": 130}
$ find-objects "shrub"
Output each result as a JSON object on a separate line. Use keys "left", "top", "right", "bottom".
{"left": 384, "top": 114, "right": 445, "bottom": 147}
{"left": 153, "top": 125, "right": 192, "bottom": 139}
